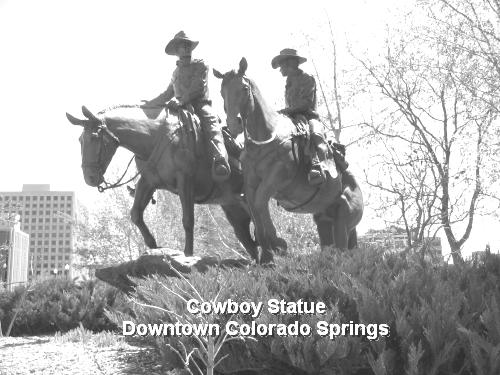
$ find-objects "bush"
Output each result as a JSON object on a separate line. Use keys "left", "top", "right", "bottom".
{"left": 109, "top": 247, "right": 500, "bottom": 375}
{"left": 0, "top": 278, "right": 124, "bottom": 336}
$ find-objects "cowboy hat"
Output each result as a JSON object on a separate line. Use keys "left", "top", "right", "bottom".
{"left": 271, "top": 48, "right": 307, "bottom": 69}
{"left": 165, "top": 31, "right": 199, "bottom": 55}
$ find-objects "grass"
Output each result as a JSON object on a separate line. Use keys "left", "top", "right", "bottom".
{"left": 52, "top": 322, "right": 125, "bottom": 348}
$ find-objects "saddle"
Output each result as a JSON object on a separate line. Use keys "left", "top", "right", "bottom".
{"left": 137, "top": 106, "right": 245, "bottom": 195}
{"left": 172, "top": 107, "right": 244, "bottom": 192}
{"left": 289, "top": 115, "right": 348, "bottom": 175}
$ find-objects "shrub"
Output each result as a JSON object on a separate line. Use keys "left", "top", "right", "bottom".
{"left": 0, "top": 278, "right": 123, "bottom": 336}
{"left": 109, "top": 247, "right": 500, "bottom": 375}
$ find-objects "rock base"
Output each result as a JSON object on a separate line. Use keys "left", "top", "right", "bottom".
{"left": 95, "top": 248, "right": 251, "bottom": 293}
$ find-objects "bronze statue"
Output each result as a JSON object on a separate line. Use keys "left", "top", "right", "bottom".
{"left": 66, "top": 104, "right": 261, "bottom": 262}
{"left": 146, "top": 31, "right": 231, "bottom": 182}
{"left": 214, "top": 58, "right": 363, "bottom": 263}
{"left": 272, "top": 48, "right": 330, "bottom": 185}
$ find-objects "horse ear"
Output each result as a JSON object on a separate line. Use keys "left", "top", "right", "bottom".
{"left": 238, "top": 57, "right": 248, "bottom": 75}
{"left": 66, "top": 112, "right": 87, "bottom": 126}
{"left": 81, "top": 105, "right": 100, "bottom": 123}
{"left": 213, "top": 69, "right": 224, "bottom": 79}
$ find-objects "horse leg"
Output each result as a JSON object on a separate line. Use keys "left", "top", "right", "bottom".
{"left": 130, "top": 176, "right": 157, "bottom": 249}
{"left": 313, "top": 213, "right": 335, "bottom": 252}
{"left": 333, "top": 196, "right": 350, "bottom": 251}
{"left": 177, "top": 172, "right": 195, "bottom": 256}
{"left": 251, "top": 176, "right": 287, "bottom": 259}
{"left": 220, "top": 202, "right": 259, "bottom": 261}
{"left": 244, "top": 183, "right": 274, "bottom": 264}
{"left": 348, "top": 228, "right": 358, "bottom": 249}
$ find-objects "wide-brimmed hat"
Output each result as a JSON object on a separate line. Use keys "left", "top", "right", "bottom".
{"left": 165, "top": 31, "right": 199, "bottom": 55}
{"left": 271, "top": 48, "right": 307, "bottom": 69}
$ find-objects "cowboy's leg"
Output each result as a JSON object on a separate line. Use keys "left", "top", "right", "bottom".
{"left": 308, "top": 119, "right": 329, "bottom": 185}
{"left": 193, "top": 102, "right": 231, "bottom": 181}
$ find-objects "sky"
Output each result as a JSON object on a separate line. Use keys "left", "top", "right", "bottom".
{"left": 0, "top": 0, "right": 498, "bottom": 257}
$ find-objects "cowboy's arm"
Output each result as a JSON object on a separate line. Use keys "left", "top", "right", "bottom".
{"left": 180, "top": 61, "right": 208, "bottom": 104}
{"left": 145, "top": 82, "right": 175, "bottom": 106}
{"left": 286, "top": 74, "right": 316, "bottom": 114}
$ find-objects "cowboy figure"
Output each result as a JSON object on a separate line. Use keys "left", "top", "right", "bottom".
{"left": 147, "top": 31, "right": 231, "bottom": 181}
{"left": 272, "top": 48, "right": 330, "bottom": 186}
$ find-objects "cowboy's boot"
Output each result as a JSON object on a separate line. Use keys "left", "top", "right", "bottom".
{"left": 209, "top": 137, "right": 231, "bottom": 181}
{"left": 308, "top": 133, "right": 329, "bottom": 186}
{"left": 205, "top": 127, "right": 231, "bottom": 181}
{"left": 195, "top": 103, "right": 231, "bottom": 181}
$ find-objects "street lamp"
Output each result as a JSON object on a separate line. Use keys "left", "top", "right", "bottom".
{"left": 53, "top": 268, "right": 58, "bottom": 277}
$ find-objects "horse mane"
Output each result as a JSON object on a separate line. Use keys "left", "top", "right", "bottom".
{"left": 97, "top": 104, "right": 142, "bottom": 116}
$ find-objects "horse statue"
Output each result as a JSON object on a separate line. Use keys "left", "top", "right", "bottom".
{"left": 66, "top": 104, "right": 260, "bottom": 261}
{"left": 213, "top": 58, "right": 364, "bottom": 263}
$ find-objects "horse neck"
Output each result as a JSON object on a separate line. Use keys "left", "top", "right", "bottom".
{"left": 104, "top": 115, "right": 159, "bottom": 160}
{"left": 246, "top": 83, "right": 280, "bottom": 142}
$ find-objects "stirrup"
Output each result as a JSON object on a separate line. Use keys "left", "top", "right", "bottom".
{"left": 212, "top": 159, "right": 231, "bottom": 181}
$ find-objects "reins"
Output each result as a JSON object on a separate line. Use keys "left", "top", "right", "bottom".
{"left": 242, "top": 117, "right": 277, "bottom": 145}
{"left": 91, "top": 118, "right": 140, "bottom": 193}
{"left": 98, "top": 154, "right": 139, "bottom": 193}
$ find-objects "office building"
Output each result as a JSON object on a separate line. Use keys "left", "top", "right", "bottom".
{"left": 0, "top": 185, "right": 75, "bottom": 279}
{"left": 0, "top": 214, "right": 29, "bottom": 291}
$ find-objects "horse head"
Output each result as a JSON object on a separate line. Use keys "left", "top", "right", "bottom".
{"left": 214, "top": 58, "right": 251, "bottom": 137}
{"left": 66, "top": 106, "right": 119, "bottom": 187}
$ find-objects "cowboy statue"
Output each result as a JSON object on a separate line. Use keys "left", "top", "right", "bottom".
{"left": 272, "top": 48, "right": 347, "bottom": 185}
{"left": 146, "top": 31, "right": 231, "bottom": 181}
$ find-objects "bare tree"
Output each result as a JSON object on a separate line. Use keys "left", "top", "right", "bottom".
{"left": 357, "top": 7, "right": 499, "bottom": 263}
{"left": 364, "top": 137, "right": 442, "bottom": 251}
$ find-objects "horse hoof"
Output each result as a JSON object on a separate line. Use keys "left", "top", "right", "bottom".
{"left": 258, "top": 249, "right": 274, "bottom": 265}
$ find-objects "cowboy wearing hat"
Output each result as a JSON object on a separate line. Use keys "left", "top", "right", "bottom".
{"left": 147, "top": 31, "right": 231, "bottom": 181}
{"left": 272, "top": 48, "right": 331, "bottom": 185}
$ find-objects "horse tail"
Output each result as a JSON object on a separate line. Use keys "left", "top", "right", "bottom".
{"left": 348, "top": 228, "right": 358, "bottom": 249}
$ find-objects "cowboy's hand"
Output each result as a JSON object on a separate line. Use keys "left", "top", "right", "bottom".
{"left": 278, "top": 108, "right": 291, "bottom": 115}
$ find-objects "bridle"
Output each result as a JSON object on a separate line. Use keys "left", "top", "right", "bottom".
{"left": 234, "top": 77, "right": 277, "bottom": 146}
{"left": 82, "top": 120, "right": 139, "bottom": 193}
